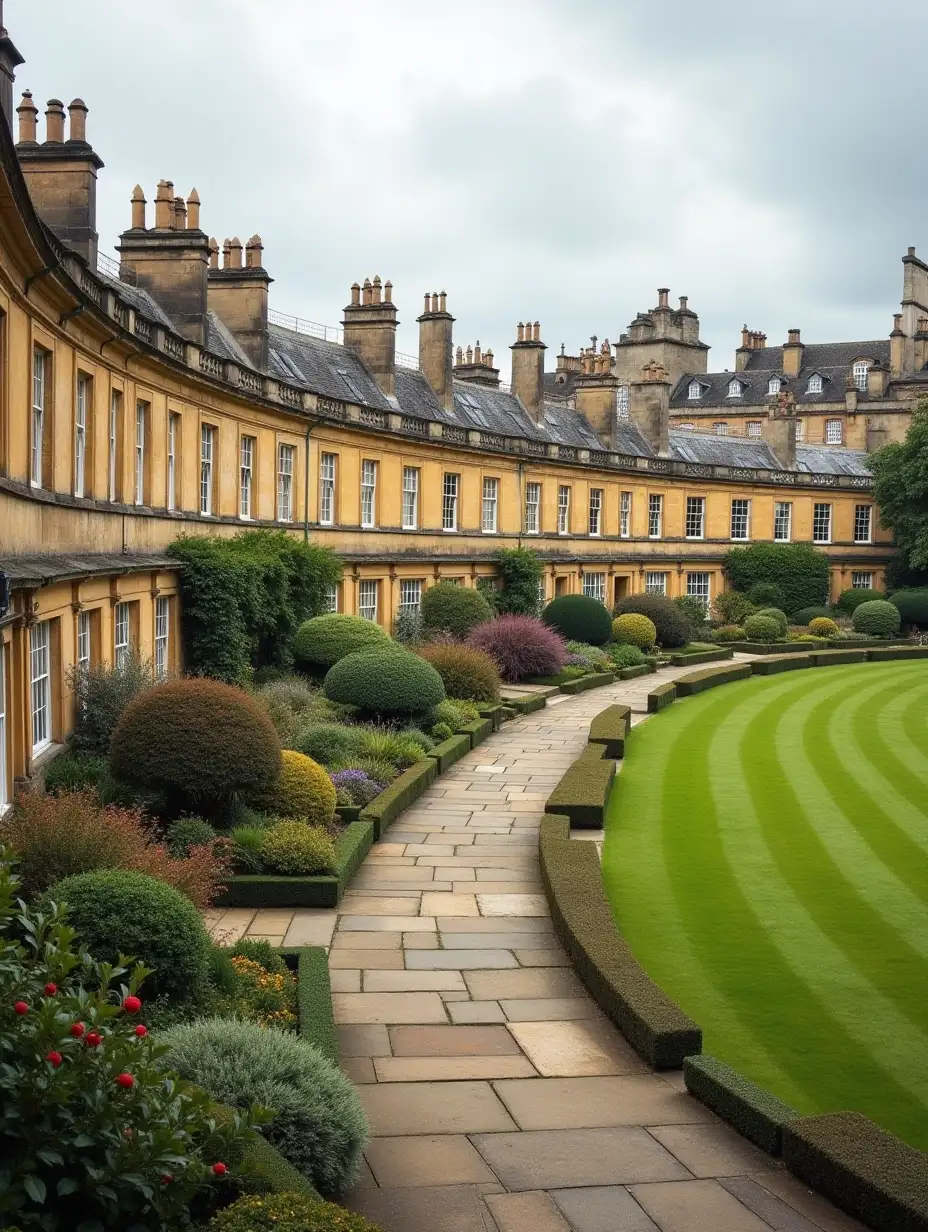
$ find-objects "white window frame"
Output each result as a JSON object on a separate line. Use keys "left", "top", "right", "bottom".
{"left": 794, "top": 418, "right": 806, "bottom": 441}
{"left": 240, "top": 435, "right": 254, "bottom": 520}
{"left": 852, "top": 571, "right": 874, "bottom": 590}
{"left": 278, "top": 443, "right": 295, "bottom": 523}
{"left": 747, "top": 420, "right": 762, "bottom": 438}
{"left": 401, "top": 466, "right": 419, "bottom": 530}
{"left": 75, "top": 374, "right": 89, "bottom": 498}
{"left": 825, "top": 418, "right": 843, "bottom": 445}
{"left": 727, "top": 379, "right": 742, "bottom": 399}
{"left": 730, "top": 498, "right": 751, "bottom": 541}
{"left": 398, "top": 579, "right": 423, "bottom": 616}
{"left": 852, "top": 361, "right": 869, "bottom": 392}
{"left": 320, "top": 453, "right": 336, "bottom": 526}
{"left": 619, "top": 491, "right": 632, "bottom": 538}
{"left": 557, "top": 485, "right": 571, "bottom": 535}
{"left": 114, "top": 602, "right": 131, "bottom": 669}
{"left": 648, "top": 494, "right": 663, "bottom": 539}
{"left": 854, "top": 504, "right": 872, "bottom": 545}
{"left": 714, "top": 421, "right": 728, "bottom": 435}
{"left": 687, "top": 381, "right": 701, "bottom": 401}
{"left": 77, "top": 610, "right": 91, "bottom": 671}
{"left": 155, "top": 597, "right": 170, "bottom": 679}
{"left": 360, "top": 458, "right": 377, "bottom": 529}
{"left": 807, "top": 373, "right": 823, "bottom": 395}
{"left": 767, "top": 377, "right": 781, "bottom": 396}
{"left": 812, "top": 502, "right": 832, "bottom": 544}
{"left": 686, "top": 571, "right": 711, "bottom": 611}
{"left": 442, "top": 473, "right": 459, "bottom": 532}
{"left": 774, "top": 501, "right": 792, "bottom": 542}
{"left": 135, "top": 401, "right": 146, "bottom": 506}
{"left": 524, "top": 481, "right": 541, "bottom": 535}
{"left": 324, "top": 584, "right": 339, "bottom": 612}
{"left": 537, "top": 577, "right": 546, "bottom": 608}
{"left": 588, "top": 488, "right": 603, "bottom": 537}
{"left": 30, "top": 621, "right": 51, "bottom": 755}
{"left": 109, "top": 391, "right": 121, "bottom": 502}
{"left": 358, "top": 579, "right": 379, "bottom": 622}
{"left": 617, "top": 385, "right": 630, "bottom": 419}
{"left": 32, "top": 348, "right": 46, "bottom": 488}
{"left": 582, "top": 572, "right": 606, "bottom": 602}
{"left": 645, "top": 571, "right": 668, "bottom": 596}
{"left": 678, "top": 422, "right": 695, "bottom": 431}
{"left": 200, "top": 424, "right": 215, "bottom": 516}
{"left": 165, "top": 412, "right": 178, "bottom": 511}
{"left": 481, "top": 476, "right": 499, "bottom": 533}
{"left": 685, "top": 496, "right": 705, "bottom": 540}
{"left": 0, "top": 647, "right": 7, "bottom": 814}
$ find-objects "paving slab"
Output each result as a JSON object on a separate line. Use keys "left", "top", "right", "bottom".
{"left": 448, "top": 1000, "right": 508, "bottom": 1024}
{"left": 484, "top": 1190, "right": 571, "bottom": 1232}
{"left": 406, "top": 949, "right": 519, "bottom": 971}
{"left": 500, "top": 998, "right": 602, "bottom": 1021}
{"left": 629, "top": 1179, "right": 774, "bottom": 1232}
{"left": 507, "top": 1019, "right": 645, "bottom": 1077}
{"left": 280, "top": 909, "right": 337, "bottom": 947}
{"left": 333, "top": 992, "right": 449, "bottom": 1025}
{"left": 471, "top": 1127, "right": 690, "bottom": 1190}
{"left": 390, "top": 1025, "right": 522, "bottom": 1056}
{"left": 329, "top": 948, "right": 406, "bottom": 970}
{"left": 420, "top": 893, "right": 481, "bottom": 917}
{"left": 648, "top": 1121, "right": 776, "bottom": 1178}
{"left": 492, "top": 1076, "right": 713, "bottom": 1130}
{"left": 550, "top": 1186, "right": 659, "bottom": 1232}
{"left": 365, "top": 1135, "right": 498, "bottom": 1188}
{"left": 477, "top": 894, "right": 549, "bottom": 916}
{"left": 347, "top": 1183, "right": 501, "bottom": 1232}
{"left": 360, "top": 1080, "right": 517, "bottom": 1136}
{"left": 465, "top": 968, "right": 584, "bottom": 1000}
{"left": 512, "top": 949, "right": 570, "bottom": 966}
{"left": 337, "top": 1023, "right": 392, "bottom": 1058}
{"left": 374, "top": 1055, "right": 537, "bottom": 1082}
{"left": 339, "top": 915, "right": 436, "bottom": 932}
{"left": 363, "top": 970, "right": 467, "bottom": 993}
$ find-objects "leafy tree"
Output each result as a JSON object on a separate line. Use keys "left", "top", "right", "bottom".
{"left": 723, "top": 543, "right": 830, "bottom": 615}
{"left": 493, "top": 549, "right": 544, "bottom": 616}
{"left": 870, "top": 404, "right": 928, "bottom": 576}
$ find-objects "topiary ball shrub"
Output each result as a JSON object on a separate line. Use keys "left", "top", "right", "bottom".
{"left": 754, "top": 607, "right": 788, "bottom": 637}
{"left": 209, "top": 1193, "right": 384, "bottom": 1232}
{"left": 747, "top": 581, "right": 786, "bottom": 609}
{"left": 835, "top": 587, "right": 884, "bottom": 614}
{"left": 109, "top": 678, "right": 281, "bottom": 818}
{"left": 808, "top": 616, "right": 839, "bottom": 638}
{"left": 853, "top": 599, "right": 902, "bottom": 637}
{"left": 252, "top": 750, "right": 337, "bottom": 826}
{"left": 416, "top": 643, "right": 501, "bottom": 701}
{"left": 40, "top": 869, "right": 211, "bottom": 1004}
{"left": 611, "top": 613, "right": 656, "bottom": 650}
{"left": 293, "top": 723, "right": 363, "bottom": 767}
{"left": 420, "top": 582, "right": 493, "bottom": 639}
{"left": 468, "top": 615, "right": 567, "bottom": 682}
{"left": 293, "top": 614, "right": 390, "bottom": 670}
{"left": 613, "top": 595, "right": 690, "bottom": 648}
{"left": 890, "top": 589, "right": 928, "bottom": 630}
{"left": 324, "top": 649, "right": 445, "bottom": 717}
{"left": 792, "top": 606, "right": 833, "bottom": 627}
{"left": 167, "top": 816, "right": 217, "bottom": 857}
{"left": 160, "top": 1017, "right": 368, "bottom": 1197}
{"left": 259, "top": 821, "right": 337, "bottom": 875}
{"left": 542, "top": 594, "right": 613, "bottom": 646}
{"left": 743, "top": 613, "right": 782, "bottom": 643}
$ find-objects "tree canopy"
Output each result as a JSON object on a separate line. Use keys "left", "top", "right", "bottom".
{"left": 870, "top": 403, "right": 928, "bottom": 581}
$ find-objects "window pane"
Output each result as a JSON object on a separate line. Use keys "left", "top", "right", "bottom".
{"left": 525, "top": 481, "right": 541, "bottom": 534}
{"left": 730, "top": 498, "right": 750, "bottom": 541}
{"left": 442, "top": 474, "right": 459, "bottom": 531}
{"left": 278, "top": 444, "right": 295, "bottom": 522}
{"left": 648, "top": 494, "right": 663, "bottom": 538}
{"left": 852, "top": 571, "right": 874, "bottom": 589}
{"left": 854, "top": 504, "right": 872, "bottom": 544}
{"left": 0, "top": 648, "right": 7, "bottom": 811}
{"left": 32, "top": 350, "right": 45, "bottom": 486}
{"left": 30, "top": 622, "right": 50, "bottom": 753}
{"left": 617, "top": 386, "right": 629, "bottom": 419}
{"left": 686, "top": 572, "right": 711, "bottom": 610}
{"left": 481, "top": 477, "right": 498, "bottom": 533}
{"left": 135, "top": 403, "right": 146, "bottom": 505}
{"left": 557, "top": 486, "right": 571, "bottom": 534}
{"left": 813, "top": 502, "right": 832, "bottom": 543}
{"left": 320, "top": 453, "right": 336, "bottom": 525}
{"left": 588, "top": 488, "right": 603, "bottom": 536}
{"left": 582, "top": 572, "right": 606, "bottom": 601}
{"left": 747, "top": 421, "right": 762, "bottom": 438}
{"left": 619, "top": 491, "right": 631, "bottom": 538}
{"left": 75, "top": 375, "right": 89, "bottom": 497}
{"left": 645, "top": 572, "right": 667, "bottom": 596}
{"left": 825, "top": 419, "right": 843, "bottom": 445}
{"left": 402, "top": 467, "right": 419, "bottom": 529}
{"left": 774, "top": 501, "right": 792, "bottom": 542}
{"left": 325, "top": 584, "right": 339, "bottom": 612}
{"left": 685, "top": 496, "right": 705, "bottom": 538}
{"left": 110, "top": 392, "right": 121, "bottom": 502}
{"left": 398, "top": 579, "right": 423, "bottom": 615}
{"left": 77, "top": 611, "right": 91, "bottom": 669}
{"left": 358, "top": 580, "right": 378, "bottom": 621}
{"left": 240, "top": 436, "right": 254, "bottom": 519}
{"left": 360, "top": 459, "right": 377, "bottom": 528}
{"left": 155, "top": 597, "right": 170, "bottom": 679}
{"left": 114, "top": 602, "right": 131, "bottom": 669}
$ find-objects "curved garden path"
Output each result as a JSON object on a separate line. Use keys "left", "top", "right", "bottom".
{"left": 208, "top": 662, "right": 867, "bottom": 1232}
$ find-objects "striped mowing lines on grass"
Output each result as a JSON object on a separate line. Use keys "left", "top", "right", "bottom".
{"left": 602, "top": 661, "right": 928, "bottom": 1150}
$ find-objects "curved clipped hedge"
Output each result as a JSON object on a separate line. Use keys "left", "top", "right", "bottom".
{"left": 612, "top": 613, "right": 656, "bottom": 650}
{"left": 542, "top": 595, "right": 613, "bottom": 646}
{"left": 853, "top": 600, "right": 902, "bottom": 637}
{"left": 253, "top": 751, "right": 337, "bottom": 826}
{"left": 293, "top": 614, "right": 390, "bottom": 670}
{"left": 420, "top": 582, "right": 492, "bottom": 638}
{"left": 324, "top": 649, "right": 445, "bottom": 716}
{"left": 613, "top": 595, "right": 690, "bottom": 649}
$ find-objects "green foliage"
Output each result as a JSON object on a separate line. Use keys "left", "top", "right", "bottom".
{"left": 293, "top": 615, "right": 390, "bottom": 671}
{"left": 612, "top": 613, "right": 657, "bottom": 649}
{"left": 109, "top": 678, "right": 281, "bottom": 819}
{"left": 168, "top": 531, "right": 342, "bottom": 684}
{"left": 43, "top": 751, "right": 109, "bottom": 798}
{"left": 346, "top": 757, "right": 398, "bottom": 785}
{"left": 748, "top": 581, "right": 786, "bottom": 609}
{"left": 416, "top": 643, "right": 501, "bottom": 701}
{"left": 835, "top": 587, "right": 884, "bottom": 614}
{"left": 712, "top": 589, "right": 755, "bottom": 626}
{"left": 743, "top": 613, "right": 783, "bottom": 643}
{"left": 293, "top": 724, "right": 362, "bottom": 767}
{"left": 493, "top": 547, "right": 544, "bottom": 616}
{"left": 257, "top": 678, "right": 340, "bottom": 747}
{"left": 252, "top": 751, "right": 336, "bottom": 827}
{"left": 711, "top": 625, "right": 746, "bottom": 643}
{"left": 852, "top": 600, "right": 902, "bottom": 637}
{"left": 0, "top": 852, "right": 258, "bottom": 1231}
{"left": 323, "top": 649, "right": 445, "bottom": 717}
{"left": 724, "top": 543, "right": 830, "bottom": 616}
{"left": 431, "top": 721, "right": 453, "bottom": 741}
{"left": 674, "top": 595, "right": 709, "bottom": 638}
{"left": 809, "top": 617, "right": 840, "bottom": 638}
{"left": 427, "top": 699, "right": 480, "bottom": 732}
{"left": 607, "top": 643, "right": 647, "bottom": 669}
{"left": 792, "top": 606, "right": 833, "bottom": 626}
{"left": 68, "top": 656, "right": 155, "bottom": 756}
{"left": 420, "top": 582, "right": 493, "bottom": 638}
{"left": 230, "top": 826, "right": 267, "bottom": 874}
{"left": 160, "top": 1018, "right": 368, "bottom": 1197}
{"left": 229, "top": 938, "right": 288, "bottom": 976}
{"left": 40, "top": 868, "right": 212, "bottom": 1004}
{"left": 209, "top": 1193, "right": 385, "bottom": 1232}
{"left": 889, "top": 589, "right": 928, "bottom": 629}
{"left": 222, "top": 953, "right": 297, "bottom": 1031}
{"left": 565, "top": 641, "right": 612, "bottom": 670}
{"left": 542, "top": 594, "right": 613, "bottom": 646}
{"left": 755, "top": 607, "right": 788, "bottom": 637}
{"left": 167, "top": 816, "right": 217, "bottom": 857}
{"left": 353, "top": 729, "right": 427, "bottom": 771}
{"left": 613, "top": 594, "right": 690, "bottom": 648}
{"left": 391, "top": 610, "right": 423, "bottom": 645}
{"left": 398, "top": 728, "right": 435, "bottom": 753}
{"left": 259, "top": 823, "right": 337, "bottom": 876}
{"left": 870, "top": 403, "right": 928, "bottom": 574}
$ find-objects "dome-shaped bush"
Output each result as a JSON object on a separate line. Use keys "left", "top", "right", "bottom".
{"left": 416, "top": 643, "right": 501, "bottom": 701}
{"left": 612, "top": 613, "right": 656, "bottom": 649}
{"left": 808, "top": 616, "right": 839, "bottom": 638}
{"left": 890, "top": 589, "right": 928, "bottom": 630}
{"left": 743, "top": 613, "right": 782, "bottom": 643}
{"left": 109, "top": 679, "right": 280, "bottom": 815}
{"left": 323, "top": 649, "right": 445, "bottom": 717}
{"left": 608, "top": 644, "right": 648, "bottom": 669}
{"left": 613, "top": 595, "right": 690, "bottom": 648}
{"left": 792, "top": 606, "right": 833, "bottom": 627}
{"left": 748, "top": 581, "right": 786, "bottom": 609}
{"left": 542, "top": 595, "right": 613, "bottom": 646}
{"left": 755, "top": 607, "right": 788, "bottom": 637}
{"left": 293, "top": 723, "right": 363, "bottom": 767}
{"left": 253, "top": 751, "right": 336, "bottom": 826}
{"left": 209, "top": 1193, "right": 384, "bottom": 1232}
{"left": 835, "top": 587, "right": 884, "bottom": 614}
{"left": 420, "top": 582, "right": 493, "bottom": 638}
{"left": 41, "top": 869, "right": 211, "bottom": 1003}
{"left": 468, "top": 616, "right": 567, "bottom": 682}
{"left": 713, "top": 625, "right": 746, "bottom": 643}
{"left": 259, "top": 821, "right": 337, "bottom": 875}
{"left": 293, "top": 614, "right": 390, "bottom": 670}
{"left": 853, "top": 600, "right": 902, "bottom": 637}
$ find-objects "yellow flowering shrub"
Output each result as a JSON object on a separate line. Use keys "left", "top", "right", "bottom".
{"left": 226, "top": 954, "right": 297, "bottom": 1030}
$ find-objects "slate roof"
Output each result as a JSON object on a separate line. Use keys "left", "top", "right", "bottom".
{"left": 99, "top": 275, "right": 175, "bottom": 332}
{"left": 205, "top": 312, "right": 252, "bottom": 367}
{"left": 0, "top": 552, "right": 176, "bottom": 588}
{"left": 743, "top": 340, "right": 890, "bottom": 371}
{"left": 666, "top": 429, "right": 870, "bottom": 475}
{"left": 672, "top": 364, "right": 882, "bottom": 409}
{"left": 267, "top": 323, "right": 392, "bottom": 411}
{"left": 544, "top": 369, "right": 580, "bottom": 401}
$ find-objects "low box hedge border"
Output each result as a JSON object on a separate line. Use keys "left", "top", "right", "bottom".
{"left": 648, "top": 681, "right": 677, "bottom": 712}
{"left": 618, "top": 664, "right": 652, "bottom": 680}
{"left": 674, "top": 663, "right": 753, "bottom": 697}
{"left": 545, "top": 756, "right": 616, "bottom": 829}
{"left": 558, "top": 670, "right": 616, "bottom": 695}
{"left": 539, "top": 813, "right": 702, "bottom": 1067}
{"left": 428, "top": 733, "right": 472, "bottom": 773}
{"left": 458, "top": 716, "right": 494, "bottom": 748}
{"left": 749, "top": 654, "right": 814, "bottom": 675}
{"left": 867, "top": 646, "right": 928, "bottom": 662}
{"left": 360, "top": 758, "right": 439, "bottom": 839}
{"left": 666, "top": 646, "right": 735, "bottom": 666}
{"left": 732, "top": 640, "right": 818, "bottom": 654}
{"left": 477, "top": 703, "right": 507, "bottom": 731}
{"left": 683, "top": 1054, "right": 797, "bottom": 1156}
{"left": 505, "top": 692, "right": 548, "bottom": 715}
{"left": 588, "top": 704, "right": 631, "bottom": 759}
{"left": 808, "top": 648, "right": 869, "bottom": 666}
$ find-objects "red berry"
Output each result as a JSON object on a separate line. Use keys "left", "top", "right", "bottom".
{"left": 134, "top": 1024, "right": 148, "bottom": 1038}
{"left": 116, "top": 1072, "right": 134, "bottom": 1089}
{"left": 45, "top": 1051, "right": 63, "bottom": 1068}
{"left": 122, "top": 995, "right": 142, "bottom": 1014}
{"left": 161, "top": 1174, "right": 173, "bottom": 1185}
{"left": 85, "top": 1031, "right": 102, "bottom": 1048}
{"left": 70, "top": 1021, "right": 86, "bottom": 1038}
{"left": 44, "top": 983, "right": 58, "bottom": 996}
{"left": 211, "top": 1162, "right": 227, "bottom": 1177}
{"left": 13, "top": 1001, "right": 28, "bottom": 1016}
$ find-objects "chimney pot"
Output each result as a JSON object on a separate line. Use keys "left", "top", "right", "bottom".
{"left": 679, "top": 295, "right": 688, "bottom": 311}
{"left": 372, "top": 275, "right": 383, "bottom": 304}
{"left": 362, "top": 278, "right": 373, "bottom": 306}
{"left": 67, "top": 97, "right": 88, "bottom": 143}
{"left": 909, "top": 246, "right": 917, "bottom": 257}
{"left": 130, "top": 184, "right": 147, "bottom": 230}
{"left": 466, "top": 345, "right": 473, "bottom": 364}
{"left": 486, "top": 348, "right": 494, "bottom": 366}
{"left": 351, "top": 282, "right": 361, "bottom": 306}
{"left": 423, "top": 292, "right": 430, "bottom": 312}
{"left": 787, "top": 328, "right": 801, "bottom": 345}
{"left": 741, "top": 325, "right": 750, "bottom": 348}
{"left": 657, "top": 287, "right": 670, "bottom": 309}
{"left": 455, "top": 345, "right": 463, "bottom": 365}
{"left": 44, "top": 98, "right": 65, "bottom": 143}
{"left": 533, "top": 321, "right": 541, "bottom": 342}
{"left": 208, "top": 237, "right": 219, "bottom": 269}
{"left": 439, "top": 290, "right": 447, "bottom": 312}
{"left": 222, "top": 239, "right": 232, "bottom": 268}
{"left": 173, "top": 196, "right": 187, "bottom": 230}
{"left": 187, "top": 188, "right": 201, "bottom": 230}
{"left": 517, "top": 322, "right": 525, "bottom": 343}
{"left": 384, "top": 279, "right": 393, "bottom": 303}
{"left": 16, "top": 90, "right": 38, "bottom": 142}
{"left": 229, "top": 236, "right": 243, "bottom": 268}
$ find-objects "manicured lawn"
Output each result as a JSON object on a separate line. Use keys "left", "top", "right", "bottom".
{"left": 602, "top": 661, "right": 928, "bottom": 1149}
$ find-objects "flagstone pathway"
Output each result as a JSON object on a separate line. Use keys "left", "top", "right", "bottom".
{"left": 207, "top": 663, "right": 867, "bottom": 1232}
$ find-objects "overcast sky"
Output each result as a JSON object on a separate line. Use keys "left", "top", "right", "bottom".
{"left": 12, "top": 0, "right": 928, "bottom": 378}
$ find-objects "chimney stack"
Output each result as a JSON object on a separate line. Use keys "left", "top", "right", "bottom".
{"left": 510, "top": 321, "right": 546, "bottom": 422}
{"left": 0, "top": 3, "right": 24, "bottom": 129}
{"left": 761, "top": 392, "right": 798, "bottom": 469}
{"left": 657, "top": 288, "right": 670, "bottom": 310}
{"left": 575, "top": 338, "right": 620, "bottom": 445}
{"left": 628, "top": 360, "right": 671, "bottom": 454}
{"left": 782, "top": 328, "right": 804, "bottom": 377}
{"left": 417, "top": 290, "right": 455, "bottom": 410}
{"left": 343, "top": 274, "right": 399, "bottom": 399}
{"left": 454, "top": 339, "right": 500, "bottom": 388}
{"left": 207, "top": 231, "right": 272, "bottom": 370}
{"left": 891, "top": 312, "right": 905, "bottom": 377}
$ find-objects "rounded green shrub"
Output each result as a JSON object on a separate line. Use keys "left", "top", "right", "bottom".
{"left": 755, "top": 607, "right": 788, "bottom": 637}
{"left": 712, "top": 625, "right": 745, "bottom": 643}
{"left": 853, "top": 600, "right": 902, "bottom": 637}
{"left": 41, "top": 869, "right": 211, "bottom": 1003}
{"left": 792, "top": 606, "right": 833, "bottom": 627}
{"left": 542, "top": 595, "right": 613, "bottom": 646}
{"left": 890, "top": 589, "right": 928, "bottom": 629}
{"left": 259, "top": 821, "right": 337, "bottom": 875}
{"left": 293, "top": 614, "right": 390, "bottom": 670}
{"left": 160, "top": 1017, "right": 368, "bottom": 1196}
{"left": 808, "top": 616, "right": 839, "bottom": 638}
{"left": 293, "top": 723, "right": 363, "bottom": 767}
{"left": 420, "top": 582, "right": 493, "bottom": 638}
{"left": 431, "top": 721, "right": 453, "bottom": 741}
{"left": 565, "top": 641, "right": 612, "bottom": 670}
{"left": 109, "top": 678, "right": 281, "bottom": 815}
{"left": 613, "top": 594, "right": 690, "bottom": 648}
{"left": 611, "top": 613, "right": 656, "bottom": 650}
{"left": 167, "top": 816, "right": 217, "bottom": 857}
{"left": 416, "top": 643, "right": 501, "bottom": 701}
{"left": 608, "top": 643, "right": 647, "bottom": 669}
{"left": 835, "top": 587, "right": 884, "bottom": 614}
{"left": 209, "top": 1193, "right": 384, "bottom": 1231}
{"left": 428, "top": 699, "right": 480, "bottom": 730}
{"left": 743, "top": 613, "right": 782, "bottom": 643}
{"left": 748, "top": 581, "right": 786, "bottom": 609}
{"left": 252, "top": 751, "right": 337, "bottom": 826}
{"left": 324, "top": 649, "right": 445, "bottom": 716}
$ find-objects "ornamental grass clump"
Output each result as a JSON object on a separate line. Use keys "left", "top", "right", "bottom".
{"left": 416, "top": 642, "right": 501, "bottom": 702}
{"left": 612, "top": 613, "right": 657, "bottom": 650}
{"left": 252, "top": 751, "right": 336, "bottom": 827}
{"left": 209, "top": 1193, "right": 385, "bottom": 1232}
{"left": 542, "top": 594, "right": 613, "bottom": 646}
{"left": 853, "top": 599, "right": 902, "bottom": 637}
{"left": 160, "top": 1017, "right": 368, "bottom": 1197}
{"left": 293, "top": 723, "right": 363, "bottom": 767}
{"left": 467, "top": 615, "right": 567, "bottom": 682}
{"left": 259, "top": 822, "right": 337, "bottom": 876}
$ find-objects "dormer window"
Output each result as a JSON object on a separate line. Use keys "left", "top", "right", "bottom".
{"left": 853, "top": 360, "right": 870, "bottom": 392}
{"left": 807, "top": 373, "right": 823, "bottom": 394}
{"left": 687, "top": 380, "right": 702, "bottom": 401}
{"left": 727, "top": 379, "right": 743, "bottom": 398}
{"left": 767, "top": 377, "right": 781, "bottom": 396}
